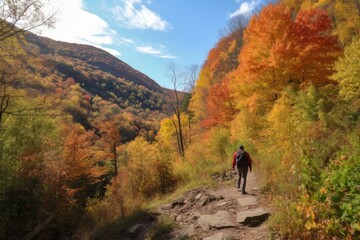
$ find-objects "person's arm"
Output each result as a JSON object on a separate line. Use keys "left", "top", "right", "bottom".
{"left": 232, "top": 152, "right": 236, "bottom": 171}
{"left": 246, "top": 152, "right": 252, "bottom": 171}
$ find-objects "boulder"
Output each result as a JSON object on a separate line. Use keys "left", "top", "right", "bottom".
{"left": 181, "top": 224, "right": 196, "bottom": 237}
{"left": 198, "top": 211, "right": 237, "bottom": 230}
{"left": 236, "top": 208, "right": 270, "bottom": 226}
{"left": 237, "top": 196, "right": 257, "bottom": 207}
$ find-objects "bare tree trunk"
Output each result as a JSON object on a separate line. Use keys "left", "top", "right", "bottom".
{"left": 167, "top": 62, "right": 185, "bottom": 157}
{"left": 171, "top": 119, "right": 182, "bottom": 156}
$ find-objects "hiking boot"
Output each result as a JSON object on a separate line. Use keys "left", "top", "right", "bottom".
{"left": 242, "top": 191, "right": 248, "bottom": 194}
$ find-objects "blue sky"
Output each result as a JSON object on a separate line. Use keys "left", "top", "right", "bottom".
{"left": 38, "top": 0, "right": 270, "bottom": 89}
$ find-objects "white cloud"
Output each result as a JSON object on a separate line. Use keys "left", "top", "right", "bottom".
{"left": 121, "top": 37, "right": 135, "bottom": 45}
{"left": 135, "top": 44, "right": 177, "bottom": 58}
{"left": 160, "top": 55, "right": 177, "bottom": 59}
{"left": 230, "top": 0, "right": 260, "bottom": 18}
{"left": 36, "top": 0, "right": 121, "bottom": 56}
{"left": 136, "top": 45, "right": 162, "bottom": 55}
{"left": 111, "top": 0, "right": 171, "bottom": 31}
{"left": 95, "top": 45, "right": 122, "bottom": 56}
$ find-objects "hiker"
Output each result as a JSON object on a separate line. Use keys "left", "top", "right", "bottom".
{"left": 232, "top": 145, "right": 252, "bottom": 194}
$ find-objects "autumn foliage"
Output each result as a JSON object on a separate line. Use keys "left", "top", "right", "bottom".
{"left": 1, "top": 1, "right": 360, "bottom": 239}
{"left": 188, "top": 2, "right": 359, "bottom": 239}
{"left": 230, "top": 4, "right": 341, "bottom": 109}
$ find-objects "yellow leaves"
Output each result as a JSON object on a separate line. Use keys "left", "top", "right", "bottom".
{"left": 332, "top": 36, "right": 360, "bottom": 103}
{"left": 296, "top": 200, "right": 319, "bottom": 231}
{"left": 245, "top": 93, "right": 261, "bottom": 112}
{"left": 158, "top": 117, "right": 176, "bottom": 141}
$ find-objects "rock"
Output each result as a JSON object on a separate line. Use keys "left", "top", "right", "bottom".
{"left": 236, "top": 208, "right": 270, "bottom": 225}
{"left": 181, "top": 224, "right": 196, "bottom": 237}
{"left": 237, "top": 196, "right": 257, "bottom": 207}
{"left": 202, "top": 232, "right": 229, "bottom": 240}
{"left": 176, "top": 215, "right": 182, "bottom": 221}
{"left": 172, "top": 198, "right": 185, "bottom": 208}
{"left": 191, "top": 211, "right": 201, "bottom": 220}
{"left": 215, "top": 200, "right": 231, "bottom": 207}
{"left": 198, "top": 211, "right": 237, "bottom": 230}
{"left": 228, "top": 208, "right": 236, "bottom": 213}
{"left": 128, "top": 224, "right": 147, "bottom": 240}
{"left": 216, "top": 195, "right": 224, "bottom": 200}
{"left": 179, "top": 206, "right": 191, "bottom": 213}
{"left": 194, "top": 193, "right": 202, "bottom": 200}
{"left": 199, "top": 195, "right": 210, "bottom": 206}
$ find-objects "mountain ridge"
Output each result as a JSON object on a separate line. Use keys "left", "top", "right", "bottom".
{"left": 24, "top": 32, "right": 166, "bottom": 94}
{"left": 7, "top": 29, "right": 182, "bottom": 141}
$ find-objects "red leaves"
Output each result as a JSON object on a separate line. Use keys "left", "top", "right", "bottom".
{"left": 235, "top": 4, "right": 341, "bottom": 88}
{"left": 202, "top": 78, "right": 237, "bottom": 127}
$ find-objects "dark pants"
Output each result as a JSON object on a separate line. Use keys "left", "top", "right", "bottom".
{"left": 237, "top": 166, "right": 248, "bottom": 191}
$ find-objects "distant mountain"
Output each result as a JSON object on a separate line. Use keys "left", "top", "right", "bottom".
{"left": 25, "top": 33, "right": 166, "bottom": 94}
{"left": 19, "top": 32, "right": 177, "bottom": 141}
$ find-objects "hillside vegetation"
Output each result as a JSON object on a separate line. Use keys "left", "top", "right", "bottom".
{"left": 186, "top": 1, "right": 360, "bottom": 239}
{"left": 1, "top": 0, "right": 360, "bottom": 239}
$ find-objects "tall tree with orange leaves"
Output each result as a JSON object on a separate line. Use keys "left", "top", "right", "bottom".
{"left": 202, "top": 78, "right": 237, "bottom": 127}
{"left": 230, "top": 3, "right": 341, "bottom": 112}
{"left": 44, "top": 123, "right": 106, "bottom": 210}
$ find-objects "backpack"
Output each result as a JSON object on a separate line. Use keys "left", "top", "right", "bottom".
{"left": 236, "top": 150, "right": 247, "bottom": 168}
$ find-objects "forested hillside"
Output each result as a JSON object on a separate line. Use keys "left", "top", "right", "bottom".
{"left": 23, "top": 32, "right": 176, "bottom": 140}
{"left": 1, "top": 0, "right": 359, "bottom": 239}
{"left": 0, "top": 2, "right": 180, "bottom": 238}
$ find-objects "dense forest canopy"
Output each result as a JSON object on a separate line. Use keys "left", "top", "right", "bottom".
{"left": 1, "top": 0, "right": 359, "bottom": 239}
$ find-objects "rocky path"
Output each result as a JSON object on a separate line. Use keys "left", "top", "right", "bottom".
{"left": 146, "top": 171, "right": 273, "bottom": 240}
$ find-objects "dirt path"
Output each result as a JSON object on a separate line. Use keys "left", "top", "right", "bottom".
{"left": 121, "top": 171, "right": 274, "bottom": 240}
{"left": 206, "top": 171, "right": 272, "bottom": 240}
{"left": 153, "top": 170, "right": 274, "bottom": 240}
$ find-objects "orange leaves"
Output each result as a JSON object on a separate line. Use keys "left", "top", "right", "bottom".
{"left": 202, "top": 78, "right": 237, "bottom": 128}
{"left": 286, "top": 8, "right": 342, "bottom": 84}
{"left": 44, "top": 123, "right": 105, "bottom": 204}
{"left": 233, "top": 3, "right": 341, "bottom": 95}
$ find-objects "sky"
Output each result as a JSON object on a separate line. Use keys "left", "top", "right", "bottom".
{"left": 37, "top": 0, "right": 271, "bottom": 89}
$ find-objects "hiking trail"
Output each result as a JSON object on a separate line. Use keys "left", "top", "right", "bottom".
{"left": 126, "top": 171, "right": 275, "bottom": 240}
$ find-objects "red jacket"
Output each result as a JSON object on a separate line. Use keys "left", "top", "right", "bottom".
{"left": 232, "top": 151, "right": 252, "bottom": 171}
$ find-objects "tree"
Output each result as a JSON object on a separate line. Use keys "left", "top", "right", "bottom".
{"left": 189, "top": 25, "right": 244, "bottom": 123}
{"left": 0, "top": 0, "right": 55, "bottom": 42}
{"left": 184, "top": 64, "right": 199, "bottom": 93}
{"left": 0, "top": 0, "right": 57, "bottom": 127}
{"left": 332, "top": 36, "right": 360, "bottom": 105}
{"left": 282, "top": 0, "right": 360, "bottom": 45}
{"left": 44, "top": 123, "right": 106, "bottom": 208}
{"left": 166, "top": 61, "right": 185, "bottom": 157}
{"left": 94, "top": 119, "right": 122, "bottom": 177}
{"left": 202, "top": 78, "right": 237, "bottom": 127}
{"left": 230, "top": 3, "right": 341, "bottom": 113}
{"left": 0, "top": 60, "right": 56, "bottom": 126}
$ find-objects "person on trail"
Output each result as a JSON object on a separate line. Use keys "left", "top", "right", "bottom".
{"left": 232, "top": 145, "right": 252, "bottom": 194}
